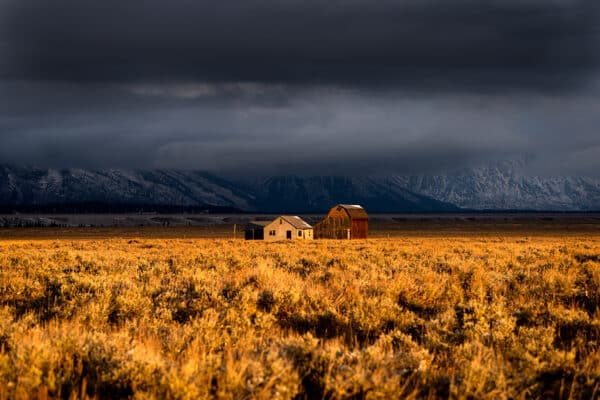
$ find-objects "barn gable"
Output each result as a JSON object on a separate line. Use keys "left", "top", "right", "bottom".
{"left": 314, "top": 204, "right": 368, "bottom": 239}
{"left": 331, "top": 204, "right": 368, "bottom": 220}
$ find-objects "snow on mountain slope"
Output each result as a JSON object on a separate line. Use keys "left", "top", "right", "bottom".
{"left": 0, "top": 166, "right": 255, "bottom": 210}
{"left": 392, "top": 160, "right": 600, "bottom": 210}
{"left": 246, "top": 176, "right": 459, "bottom": 213}
{"left": 1, "top": 161, "right": 600, "bottom": 212}
{"left": 244, "top": 160, "right": 600, "bottom": 212}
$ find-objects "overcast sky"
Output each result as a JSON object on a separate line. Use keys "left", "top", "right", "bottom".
{"left": 1, "top": 0, "right": 599, "bottom": 176}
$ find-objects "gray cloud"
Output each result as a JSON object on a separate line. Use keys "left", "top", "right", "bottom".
{"left": 1, "top": 80, "right": 599, "bottom": 176}
{"left": 0, "top": 1, "right": 599, "bottom": 176}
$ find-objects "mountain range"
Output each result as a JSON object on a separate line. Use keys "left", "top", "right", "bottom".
{"left": 1, "top": 161, "right": 599, "bottom": 212}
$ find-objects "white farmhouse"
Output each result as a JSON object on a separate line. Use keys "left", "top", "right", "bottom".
{"left": 263, "top": 216, "right": 313, "bottom": 241}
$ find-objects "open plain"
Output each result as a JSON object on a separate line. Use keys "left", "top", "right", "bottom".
{"left": 0, "top": 218, "right": 599, "bottom": 399}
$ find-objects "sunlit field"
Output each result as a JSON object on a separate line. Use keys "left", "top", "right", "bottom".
{"left": 1, "top": 223, "right": 599, "bottom": 399}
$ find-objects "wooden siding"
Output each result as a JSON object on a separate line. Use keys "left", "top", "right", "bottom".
{"left": 351, "top": 219, "right": 368, "bottom": 239}
{"left": 314, "top": 204, "right": 368, "bottom": 239}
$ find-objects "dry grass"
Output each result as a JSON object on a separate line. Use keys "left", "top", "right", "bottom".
{"left": 1, "top": 231, "right": 600, "bottom": 399}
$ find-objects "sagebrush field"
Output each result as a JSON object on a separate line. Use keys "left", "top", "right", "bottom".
{"left": 0, "top": 228, "right": 599, "bottom": 399}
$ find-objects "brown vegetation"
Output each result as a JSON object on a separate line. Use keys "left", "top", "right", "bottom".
{"left": 0, "top": 231, "right": 599, "bottom": 398}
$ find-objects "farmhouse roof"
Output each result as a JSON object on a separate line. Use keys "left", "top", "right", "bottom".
{"left": 280, "top": 215, "right": 312, "bottom": 229}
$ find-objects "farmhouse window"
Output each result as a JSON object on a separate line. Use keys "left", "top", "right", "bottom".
{"left": 269, "top": 230, "right": 276, "bottom": 236}
{"left": 298, "top": 231, "right": 302, "bottom": 237}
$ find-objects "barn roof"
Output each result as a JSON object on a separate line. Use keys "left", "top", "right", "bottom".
{"left": 280, "top": 215, "right": 312, "bottom": 229}
{"left": 332, "top": 204, "right": 368, "bottom": 219}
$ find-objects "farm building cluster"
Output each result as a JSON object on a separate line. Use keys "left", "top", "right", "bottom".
{"left": 244, "top": 204, "right": 368, "bottom": 241}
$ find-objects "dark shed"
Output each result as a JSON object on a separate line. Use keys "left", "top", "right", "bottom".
{"left": 313, "top": 204, "right": 368, "bottom": 239}
{"left": 244, "top": 221, "right": 269, "bottom": 240}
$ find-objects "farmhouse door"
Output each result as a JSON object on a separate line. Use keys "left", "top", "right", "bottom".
{"left": 286, "top": 230, "right": 292, "bottom": 239}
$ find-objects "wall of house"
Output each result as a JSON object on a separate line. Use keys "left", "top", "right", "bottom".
{"left": 299, "top": 229, "right": 313, "bottom": 240}
{"left": 263, "top": 217, "right": 313, "bottom": 241}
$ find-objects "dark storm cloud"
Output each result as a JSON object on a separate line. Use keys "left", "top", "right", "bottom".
{"left": 2, "top": 0, "right": 600, "bottom": 91}
{"left": 2, "top": 80, "right": 599, "bottom": 176}
{"left": 0, "top": 1, "right": 599, "bottom": 176}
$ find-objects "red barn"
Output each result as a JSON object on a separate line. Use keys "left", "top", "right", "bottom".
{"left": 313, "top": 204, "right": 368, "bottom": 239}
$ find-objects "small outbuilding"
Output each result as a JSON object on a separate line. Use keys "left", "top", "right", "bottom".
{"left": 244, "top": 220, "right": 270, "bottom": 240}
{"left": 263, "top": 216, "right": 313, "bottom": 241}
{"left": 313, "top": 204, "right": 368, "bottom": 239}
